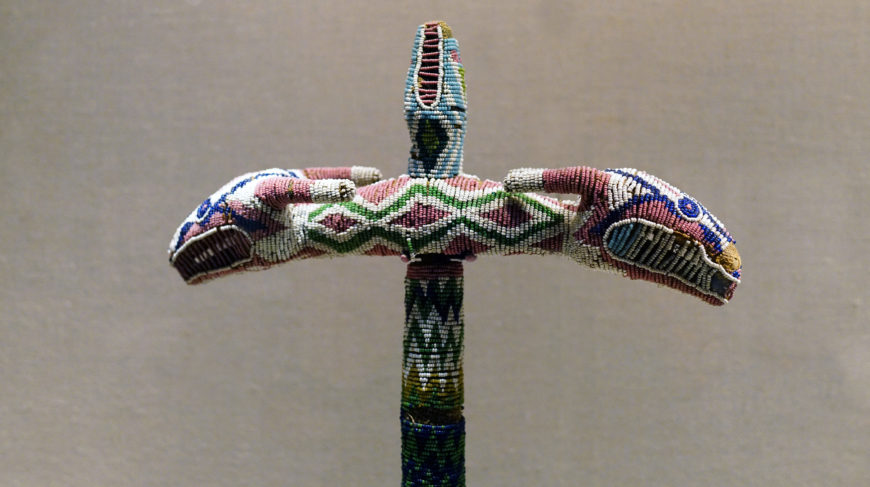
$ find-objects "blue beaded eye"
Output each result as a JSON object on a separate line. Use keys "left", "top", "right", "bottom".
{"left": 677, "top": 196, "right": 701, "bottom": 220}
{"left": 196, "top": 199, "right": 211, "bottom": 220}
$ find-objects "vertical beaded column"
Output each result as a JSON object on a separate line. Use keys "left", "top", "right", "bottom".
{"left": 401, "top": 256, "right": 465, "bottom": 487}
{"left": 404, "top": 21, "right": 467, "bottom": 179}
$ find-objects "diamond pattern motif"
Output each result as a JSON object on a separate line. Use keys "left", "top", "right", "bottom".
{"left": 305, "top": 176, "right": 571, "bottom": 257}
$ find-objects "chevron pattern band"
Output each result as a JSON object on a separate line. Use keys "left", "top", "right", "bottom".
{"left": 401, "top": 258, "right": 466, "bottom": 486}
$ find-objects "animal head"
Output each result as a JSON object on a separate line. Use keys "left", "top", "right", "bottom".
{"left": 404, "top": 21, "right": 468, "bottom": 178}
{"left": 168, "top": 168, "right": 357, "bottom": 284}
{"left": 595, "top": 168, "right": 740, "bottom": 305}
{"left": 506, "top": 166, "right": 741, "bottom": 305}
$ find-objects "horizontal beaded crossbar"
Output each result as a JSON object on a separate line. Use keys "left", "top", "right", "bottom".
{"left": 170, "top": 167, "right": 740, "bottom": 304}
{"left": 167, "top": 19, "right": 742, "bottom": 487}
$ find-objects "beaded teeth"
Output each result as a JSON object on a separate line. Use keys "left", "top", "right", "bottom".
{"left": 166, "top": 22, "right": 742, "bottom": 301}
{"left": 504, "top": 166, "right": 741, "bottom": 304}
{"left": 167, "top": 167, "right": 372, "bottom": 284}
{"left": 168, "top": 20, "right": 742, "bottom": 487}
{"left": 404, "top": 21, "right": 467, "bottom": 179}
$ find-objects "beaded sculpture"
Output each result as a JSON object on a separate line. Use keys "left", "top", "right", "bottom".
{"left": 169, "top": 21, "right": 741, "bottom": 486}
{"left": 170, "top": 167, "right": 741, "bottom": 304}
{"left": 405, "top": 21, "right": 467, "bottom": 178}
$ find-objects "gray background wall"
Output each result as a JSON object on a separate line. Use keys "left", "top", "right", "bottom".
{"left": 2, "top": 1, "right": 868, "bottom": 485}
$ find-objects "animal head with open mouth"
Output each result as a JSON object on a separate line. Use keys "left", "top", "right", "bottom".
{"left": 167, "top": 167, "right": 376, "bottom": 284}
{"left": 404, "top": 21, "right": 468, "bottom": 178}
{"left": 168, "top": 21, "right": 742, "bottom": 306}
{"left": 505, "top": 166, "right": 741, "bottom": 305}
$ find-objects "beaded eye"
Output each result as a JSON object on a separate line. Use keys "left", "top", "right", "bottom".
{"left": 196, "top": 198, "right": 211, "bottom": 221}
{"left": 677, "top": 196, "right": 702, "bottom": 220}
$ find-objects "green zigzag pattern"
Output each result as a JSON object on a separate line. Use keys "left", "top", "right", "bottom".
{"left": 308, "top": 184, "right": 553, "bottom": 221}
{"left": 306, "top": 186, "right": 566, "bottom": 253}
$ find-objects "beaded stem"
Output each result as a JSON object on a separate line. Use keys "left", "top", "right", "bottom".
{"left": 401, "top": 255, "right": 465, "bottom": 486}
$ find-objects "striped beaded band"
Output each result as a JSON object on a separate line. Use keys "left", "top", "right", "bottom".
{"left": 402, "top": 258, "right": 465, "bottom": 485}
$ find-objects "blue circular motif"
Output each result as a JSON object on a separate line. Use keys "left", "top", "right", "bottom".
{"left": 678, "top": 196, "right": 701, "bottom": 219}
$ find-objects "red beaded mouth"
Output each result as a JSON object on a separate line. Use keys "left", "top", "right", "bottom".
{"left": 170, "top": 226, "right": 252, "bottom": 283}
{"left": 416, "top": 22, "right": 443, "bottom": 108}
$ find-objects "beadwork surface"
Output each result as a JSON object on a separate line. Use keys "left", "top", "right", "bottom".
{"left": 163, "top": 20, "right": 742, "bottom": 487}
{"left": 167, "top": 20, "right": 740, "bottom": 306}
{"left": 6, "top": 2, "right": 870, "bottom": 487}
{"left": 402, "top": 260, "right": 466, "bottom": 486}
{"left": 169, "top": 167, "right": 740, "bottom": 304}
{"left": 404, "top": 21, "right": 467, "bottom": 178}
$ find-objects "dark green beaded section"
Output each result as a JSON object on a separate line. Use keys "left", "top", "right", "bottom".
{"left": 401, "top": 418, "right": 465, "bottom": 487}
